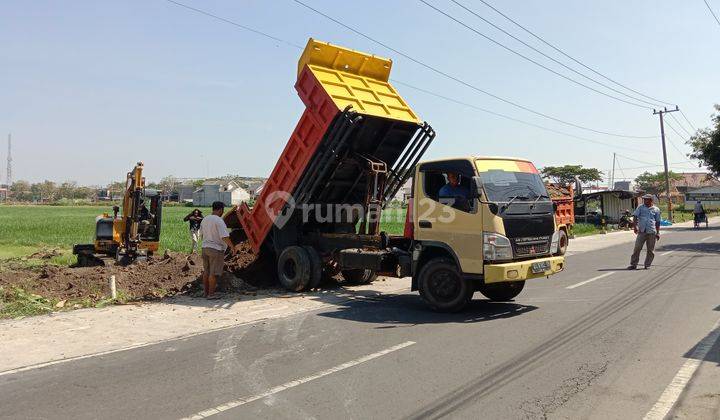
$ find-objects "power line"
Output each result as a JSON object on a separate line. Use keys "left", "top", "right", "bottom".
{"left": 704, "top": 0, "right": 720, "bottom": 28}
{"left": 663, "top": 119, "right": 700, "bottom": 167}
{"left": 668, "top": 112, "right": 692, "bottom": 137}
{"left": 679, "top": 109, "right": 698, "bottom": 132}
{"left": 392, "top": 79, "right": 646, "bottom": 152}
{"left": 445, "top": 0, "right": 661, "bottom": 108}
{"left": 293, "top": 0, "right": 658, "bottom": 139}
{"left": 419, "top": 0, "right": 651, "bottom": 109}
{"left": 163, "top": 0, "right": 304, "bottom": 49}
{"left": 164, "top": 0, "right": 659, "bottom": 141}
{"left": 615, "top": 153, "right": 660, "bottom": 166}
{"left": 473, "top": 0, "right": 676, "bottom": 107}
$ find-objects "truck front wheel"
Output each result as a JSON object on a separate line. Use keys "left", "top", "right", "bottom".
{"left": 556, "top": 229, "right": 568, "bottom": 256}
{"left": 418, "top": 258, "right": 472, "bottom": 312}
{"left": 277, "top": 246, "right": 312, "bottom": 292}
{"left": 479, "top": 281, "right": 525, "bottom": 301}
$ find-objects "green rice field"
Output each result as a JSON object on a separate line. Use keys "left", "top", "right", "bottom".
{"left": 0, "top": 205, "right": 408, "bottom": 261}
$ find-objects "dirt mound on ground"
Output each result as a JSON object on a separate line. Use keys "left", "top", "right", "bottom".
{"left": 0, "top": 252, "right": 203, "bottom": 302}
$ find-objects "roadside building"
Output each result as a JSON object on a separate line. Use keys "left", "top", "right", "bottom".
{"left": 685, "top": 186, "right": 720, "bottom": 209}
{"left": 0, "top": 187, "right": 7, "bottom": 201}
{"left": 193, "top": 180, "right": 250, "bottom": 207}
{"left": 672, "top": 172, "right": 720, "bottom": 196}
{"left": 177, "top": 184, "right": 196, "bottom": 203}
{"left": 575, "top": 190, "right": 639, "bottom": 224}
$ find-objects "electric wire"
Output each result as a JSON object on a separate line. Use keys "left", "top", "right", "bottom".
{"left": 473, "top": 0, "right": 677, "bottom": 107}
{"left": 163, "top": 0, "right": 304, "bottom": 49}
{"left": 419, "top": 0, "right": 651, "bottom": 109}
{"left": 445, "top": 0, "right": 661, "bottom": 108}
{"left": 392, "top": 79, "right": 646, "bottom": 152}
{"left": 164, "top": 0, "right": 661, "bottom": 143}
{"left": 703, "top": 0, "right": 720, "bottom": 28}
{"left": 668, "top": 112, "right": 692, "bottom": 137}
{"left": 679, "top": 109, "right": 698, "bottom": 132}
{"left": 292, "top": 0, "right": 658, "bottom": 139}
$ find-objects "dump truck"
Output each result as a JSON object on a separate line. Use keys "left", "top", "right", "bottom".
{"left": 225, "top": 39, "right": 565, "bottom": 311}
{"left": 546, "top": 182, "right": 576, "bottom": 255}
{"left": 73, "top": 162, "right": 162, "bottom": 266}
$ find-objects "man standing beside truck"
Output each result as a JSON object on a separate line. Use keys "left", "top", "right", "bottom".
{"left": 200, "top": 201, "right": 236, "bottom": 298}
{"left": 628, "top": 194, "right": 661, "bottom": 270}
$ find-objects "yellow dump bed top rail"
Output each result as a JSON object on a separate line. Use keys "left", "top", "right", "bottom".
{"left": 297, "top": 38, "right": 420, "bottom": 124}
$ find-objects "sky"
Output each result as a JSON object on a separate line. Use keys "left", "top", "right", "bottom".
{"left": 1, "top": 0, "right": 718, "bottom": 186}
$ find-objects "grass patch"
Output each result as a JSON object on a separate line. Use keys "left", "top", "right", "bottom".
{"left": 573, "top": 223, "right": 603, "bottom": 237}
{"left": 0, "top": 287, "right": 55, "bottom": 319}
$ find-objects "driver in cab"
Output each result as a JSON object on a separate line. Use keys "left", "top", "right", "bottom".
{"left": 439, "top": 172, "right": 470, "bottom": 211}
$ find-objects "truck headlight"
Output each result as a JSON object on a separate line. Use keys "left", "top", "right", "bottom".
{"left": 551, "top": 231, "right": 560, "bottom": 253}
{"left": 483, "top": 232, "right": 513, "bottom": 261}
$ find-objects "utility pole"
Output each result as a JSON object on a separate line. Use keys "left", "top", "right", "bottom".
{"left": 653, "top": 106, "right": 680, "bottom": 222}
{"left": 6, "top": 134, "right": 11, "bottom": 190}
{"left": 610, "top": 152, "right": 616, "bottom": 189}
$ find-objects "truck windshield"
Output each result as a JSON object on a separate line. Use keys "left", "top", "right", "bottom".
{"left": 478, "top": 169, "right": 549, "bottom": 203}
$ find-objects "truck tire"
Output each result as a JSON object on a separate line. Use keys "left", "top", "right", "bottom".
{"left": 418, "top": 258, "right": 473, "bottom": 312}
{"left": 479, "top": 281, "right": 525, "bottom": 301}
{"left": 556, "top": 229, "right": 568, "bottom": 256}
{"left": 302, "top": 246, "right": 323, "bottom": 290}
{"left": 341, "top": 269, "right": 377, "bottom": 285}
{"left": 277, "top": 246, "right": 311, "bottom": 292}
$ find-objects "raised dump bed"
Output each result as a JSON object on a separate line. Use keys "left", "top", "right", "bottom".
{"left": 226, "top": 39, "right": 434, "bottom": 254}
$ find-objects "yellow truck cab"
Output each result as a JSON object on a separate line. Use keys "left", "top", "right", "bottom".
{"left": 406, "top": 156, "right": 565, "bottom": 311}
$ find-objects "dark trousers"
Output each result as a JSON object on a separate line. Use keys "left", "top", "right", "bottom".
{"left": 630, "top": 232, "right": 657, "bottom": 267}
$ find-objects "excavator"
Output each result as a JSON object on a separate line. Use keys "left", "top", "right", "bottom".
{"left": 73, "top": 162, "right": 162, "bottom": 266}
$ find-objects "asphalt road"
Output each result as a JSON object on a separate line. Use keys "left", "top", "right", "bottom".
{"left": 2, "top": 226, "right": 720, "bottom": 419}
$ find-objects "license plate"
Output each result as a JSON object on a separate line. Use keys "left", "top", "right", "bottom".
{"left": 531, "top": 261, "right": 551, "bottom": 274}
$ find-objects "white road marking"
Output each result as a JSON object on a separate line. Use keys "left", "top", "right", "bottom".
{"left": 566, "top": 272, "right": 616, "bottom": 289}
{"left": 660, "top": 250, "right": 675, "bottom": 257}
{"left": 643, "top": 318, "right": 720, "bottom": 420}
{"left": 181, "top": 341, "right": 416, "bottom": 419}
{"left": 700, "top": 236, "right": 713, "bottom": 242}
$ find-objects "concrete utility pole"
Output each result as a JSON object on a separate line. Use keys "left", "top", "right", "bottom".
{"left": 653, "top": 107, "right": 680, "bottom": 222}
{"left": 610, "top": 152, "right": 616, "bottom": 189}
{"left": 6, "top": 133, "right": 11, "bottom": 189}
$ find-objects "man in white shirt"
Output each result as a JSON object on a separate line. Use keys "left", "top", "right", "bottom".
{"left": 200, "top": 201, "right": 236, "bottom": 298}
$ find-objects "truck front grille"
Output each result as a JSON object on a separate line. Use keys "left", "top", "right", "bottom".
{"left": 512, "top": 237, "right": 551, "bottom": 257}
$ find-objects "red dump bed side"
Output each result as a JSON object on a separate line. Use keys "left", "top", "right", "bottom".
{"left": 547, "top": 183, "right": 575, "bottom": 229}
{"left": 233, "top": 67, "right": 338, "bottom": 252}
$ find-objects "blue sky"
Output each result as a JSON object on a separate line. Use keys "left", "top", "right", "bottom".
{"left": 1, "top": 0, "right": 718, "bottom": 185}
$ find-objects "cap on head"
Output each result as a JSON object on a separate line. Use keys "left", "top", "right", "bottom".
{"left": 212, "top": 201, "right": 225, "bottom": 211}
{"left": 642, "top": 194, "right": 653, "bottom": 201}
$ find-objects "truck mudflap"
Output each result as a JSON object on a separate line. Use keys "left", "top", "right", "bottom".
{"left": 484, "top": 256, "right": 565, "bottom": 284}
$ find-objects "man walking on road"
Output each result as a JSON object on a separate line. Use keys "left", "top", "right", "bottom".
{"left": 628, "top": 194, "right": 661, "bottom": 270}
{"left": 200, "top": 201, "right": 236, "bottom": 298}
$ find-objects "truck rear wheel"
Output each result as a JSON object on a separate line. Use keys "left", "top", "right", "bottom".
{"left": 277, "top": 246, "right": 311, "bottom": 292}
{"left": 341, "top": 269, "right": 377, "bottom": 285}
{"left": 556, "top": 229, "right": 568, "bottom": 256}
{"left": 302, "top": 246, "right": 323, "bottom": 290}
{"left": 418, "top": 258, "right": 472, "bottom": 312}
{"left": 479, "top": 281, "right": 525, "bottom": 301}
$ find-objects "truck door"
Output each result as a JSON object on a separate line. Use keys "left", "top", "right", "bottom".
{"left": 414, "top": 160, "right": 484, "bottom": 274}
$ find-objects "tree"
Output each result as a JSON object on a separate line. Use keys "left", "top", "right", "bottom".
{"left": 541, "top": 165, "right": 603, "bottom": 185}
{"left": 159, "top": 175, "right": 179, "bottom": 195}
{"left": 634, "top": 171, "right": 683, "bottom": 197}
{"left": 688, "top": 104, "right": 720, "bottom": 178}
{"left": 9, "top": 180, "right": 32, "bottom": 201}
{"left": 31, "top": 180, "right": 57, "bottom": 202}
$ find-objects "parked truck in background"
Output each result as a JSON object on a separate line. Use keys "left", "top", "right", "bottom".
{"left": 224, "top": 39, "right": 565, "bottom": 311}
{"left": 546, "top": 183, "right": 576, "bottom": 255}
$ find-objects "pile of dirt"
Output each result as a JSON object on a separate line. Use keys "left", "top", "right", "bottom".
{"left": 0, "top": 252, "right": 204, "bottom": 303}
{"left": 28, "top": 249, "right": 62, "bottom": 259}
{"left": 223, "top": 242, "right": 278, "bottom": 289}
